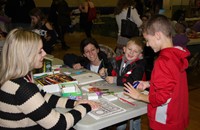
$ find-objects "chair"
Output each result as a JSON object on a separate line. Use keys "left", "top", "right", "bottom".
{"left": 99, "top": 44, "right": 116, "bottom": 58}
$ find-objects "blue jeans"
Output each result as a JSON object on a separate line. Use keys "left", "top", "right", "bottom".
{"left": 116, "top": 117, "right": 141, "bottom": 130}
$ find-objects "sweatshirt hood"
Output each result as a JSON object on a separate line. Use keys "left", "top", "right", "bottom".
{"left": 159, "top": 47, "right": 190, "bottom": 72}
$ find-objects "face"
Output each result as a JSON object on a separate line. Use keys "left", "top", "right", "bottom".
{"left": 34, "top": 40, "right": 46, "bottom": 69}
{"left": 123, "top": 42, "right": 142, "bottom": 61}
{"left": 30, "top": 16, "right": 39, "bottom": 26}
{"left": 143, "top": 32, "right": 161, "bottom": 53}
{"left": 83, "top": 43, "right": 99, "bottom": 62}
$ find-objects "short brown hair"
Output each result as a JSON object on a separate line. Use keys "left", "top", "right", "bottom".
{"left": 127, "top": 37, "right": 145, "bottom": 51}
{"left": 143, "top": 14, "right": 173, "bottom": 38}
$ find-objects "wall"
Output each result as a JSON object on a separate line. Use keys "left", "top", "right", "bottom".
{"left": 34, "top": 0, "right": 118, "bottom": 7}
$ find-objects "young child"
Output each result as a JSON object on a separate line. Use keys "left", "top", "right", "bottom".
{"left": 99, "top": 37, "right": 145, "bottom": 130}
{"left": 124, "top": 15, "right": 190, "bottom": 130}
{"left": 99, "top": 37, "right": 145, "bottom": 86}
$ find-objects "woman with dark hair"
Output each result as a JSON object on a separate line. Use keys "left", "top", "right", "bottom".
{"left": 63, "top": 38, "right": 110, "bottom": 73}
{"left": 29, "top": 8, "right": 57, "bottom": 54}
{"left": 114, "top": 0, "right": 142, "bottom": 56}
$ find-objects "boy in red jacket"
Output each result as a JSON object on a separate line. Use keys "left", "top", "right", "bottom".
{"left": 124, "top": 15, "right": 190, "bottom": 130}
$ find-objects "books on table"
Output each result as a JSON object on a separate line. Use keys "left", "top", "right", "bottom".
{"left": 71, "top": 72, "right": 103, "bottom": 85}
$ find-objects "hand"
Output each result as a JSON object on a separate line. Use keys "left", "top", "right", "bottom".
{"left": 99, "top": 68, "right": 107, "bottom": 79}
{"left": 75, "top": 99, "right": 100, "bottom": 110}
{"left": 73, "top": 63, "right": 83, "bottom": 70}
{"left": 105, "top": 76, "right": 114, "bottom": 84}
{"left": 123, "top": 82, "right": 142, "bottom": 100}
{"left": 136, "top": 81, "right": 150, "bottom": 90}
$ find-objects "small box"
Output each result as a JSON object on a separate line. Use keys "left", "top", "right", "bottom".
{"left": 59, "top": 82, "right": 82, "bottom": 99}
{"left": 87, "top": 93, "right": 99, "bottom": 100}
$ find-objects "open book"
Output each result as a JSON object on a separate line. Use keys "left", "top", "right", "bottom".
{"left": 71, "top": 72, "right": 103, "bottom": 85}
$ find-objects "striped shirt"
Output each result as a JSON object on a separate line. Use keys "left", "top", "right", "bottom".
{"left": 0, "top": 77, "right": 91, "bottom": 130}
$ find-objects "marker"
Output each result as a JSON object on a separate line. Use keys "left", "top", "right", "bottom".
{"left": 132, "top": 81, "right": 140, "bottom": 88}
{"left": 119, "top": 97, "right": 135, "bottom": 106}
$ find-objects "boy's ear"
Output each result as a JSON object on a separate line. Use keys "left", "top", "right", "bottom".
{"left": 83, "top": 53, "right": 86, "bottom": 57}
{"left": 155, "top": 31, "right": 161, "bottom": 40}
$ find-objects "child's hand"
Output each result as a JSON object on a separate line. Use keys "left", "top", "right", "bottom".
{"left": 123, "top": 82, "right": 141, "bottom": 100}
{"left": 105, "top": 76, "right": 114, "bottom": 84}
{"left": 72, "top": 63, "right": 83, "bottom": 69}
{"left": 136, "top": 81, "right": 150, "bottom": 90}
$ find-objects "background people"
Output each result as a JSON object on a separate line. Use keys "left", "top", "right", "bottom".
{"left": 30, "top": 8, "right": 57, "bottom": 54}
{"left": 79, "top": 0, "right": 95, "bottom": 38}
{"left": 0, "top": 28, "right": 100, "bottom": 130}
{"left": 4, "top": 0, "right": 36, "bottom": 30}
{"left": 114, "top": 0, "right": 143, "bottom": 56}
{"left": 49, "top": 0, "right": 71, "bottom": 50}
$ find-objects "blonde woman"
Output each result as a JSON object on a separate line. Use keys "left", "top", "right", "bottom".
{"left": 0, "top": 28, "right": 100, "bottom": 130}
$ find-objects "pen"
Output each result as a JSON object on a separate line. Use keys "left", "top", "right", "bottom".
{"left": 133, "top": 81, "right": 140, "bottom": 88}
{"left": 119, "top": 97, "right": 136, "bottom": 106}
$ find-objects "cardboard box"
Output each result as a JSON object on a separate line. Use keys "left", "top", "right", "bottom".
{"left": 59, "top": 82, "right": 82, "bottom": 99}
{"left": 34, "top": 72, "right": 82, "bottom": 99}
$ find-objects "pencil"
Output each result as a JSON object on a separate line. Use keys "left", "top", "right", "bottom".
{"left": 119, "top": 97, "right": 136, "bottom": 106}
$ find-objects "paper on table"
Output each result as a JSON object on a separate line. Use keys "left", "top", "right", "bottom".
{"left": 72, "top": 72, "right": 103, "bottom": 85}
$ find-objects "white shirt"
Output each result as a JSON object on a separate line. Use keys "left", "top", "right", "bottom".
{"left": 115, "top": 7, "right": 143, "bottom": 35}
{"left": 90, "top": 64, "right": 99, "bottom": 73}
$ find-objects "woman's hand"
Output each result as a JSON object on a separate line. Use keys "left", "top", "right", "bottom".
{"left": 73, "top": 63, "right": 83, "bottom": 70}
{"left": 99, "top": 67, "right": 107, "bottom": 79}
{"left": 105, "top": 76, "right": 114, "bottom": 84}
{"left": 75, "top": 99, "right": 100, "bottom": 110}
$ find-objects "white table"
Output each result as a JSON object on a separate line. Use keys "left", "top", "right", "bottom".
{"left": 52, "top": 57, "right": 147, "bottom": 130}
{"left": 56, "top": 81, "right": 147, "bottom": 130}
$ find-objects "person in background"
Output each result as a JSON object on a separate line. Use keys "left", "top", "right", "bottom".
{"left": 4, "top": 0, "right": 36, "bottom": 30}
{"left": 63, "top": 38, "right": 110, "bottom": 73}
{"left": 79, "top": 0, "right": 95, "bottom": 38}
{"left": 0, "top": 28, "right": 100, "bottom": 130}
{"left": 172, "top": 22, "right": 189, "bottom": 48}
{"left": 30, "top": 8, "right": 57, "bottom": 54}
{"left": 124, "top": 14, "right": 190, "bottom": 130}
{"left": 114, "top": 0, "right": 142, "bottom": 56}
{"left": 48, "top": 0, "right": 71, "bottom": 50}
{"left": 0, "top": 27, "right": 6, "bottom": 60}
{"left": 0, "top": 0, "right": 11, "bottom": 33}
{"left": 99, "top": 37, "right": 145, "bottom": 130}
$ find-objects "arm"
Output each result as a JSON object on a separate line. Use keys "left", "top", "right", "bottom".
{"left": 131, "top": 8, "right": 143, "bottom": 27}
{"left": 16, "top": 83, "right": 99, "bottom": 129}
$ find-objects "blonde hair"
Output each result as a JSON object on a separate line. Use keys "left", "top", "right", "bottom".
{"left": 0, "top": 28, "right": 42, "bottom": 85}
{"left": 127, "top": 37, "right": 145, "bottom": 51}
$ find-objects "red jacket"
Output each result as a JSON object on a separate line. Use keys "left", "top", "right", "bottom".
{"left": 148, "top": 47, "right": 190, "bottom": 130}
